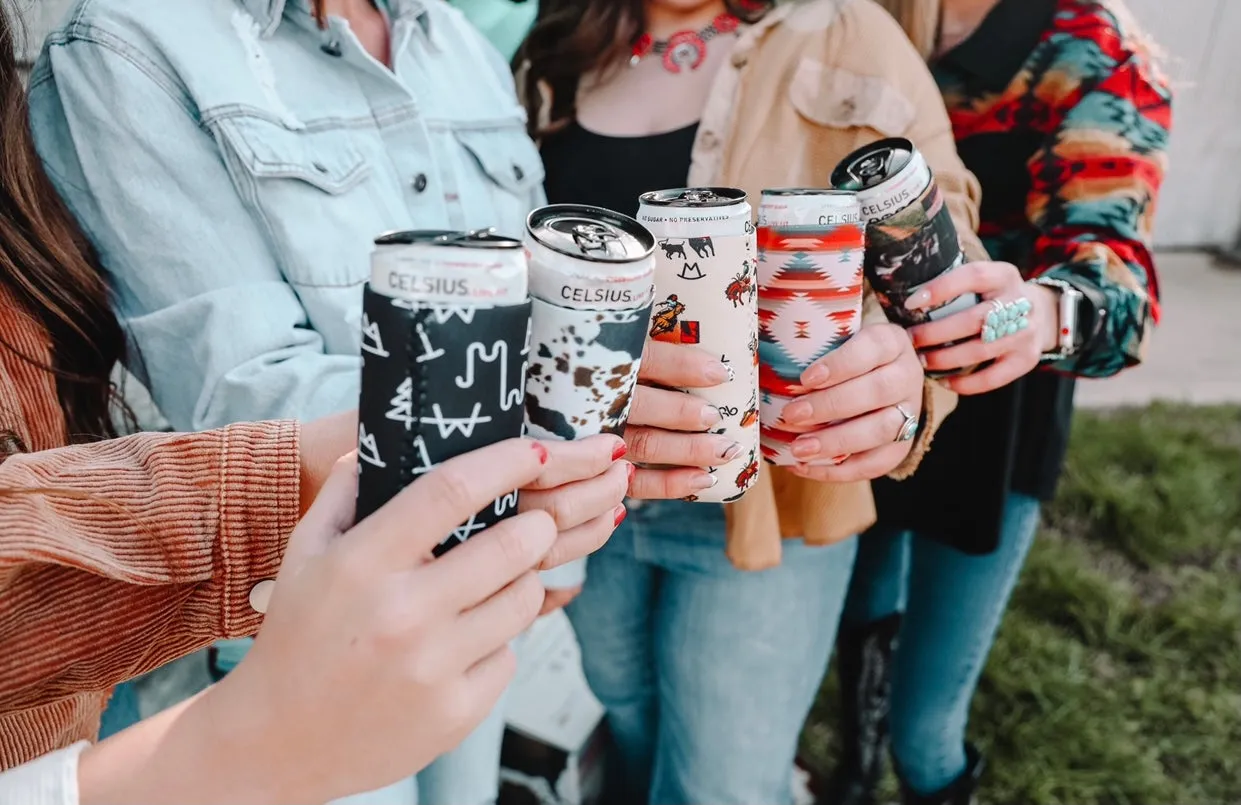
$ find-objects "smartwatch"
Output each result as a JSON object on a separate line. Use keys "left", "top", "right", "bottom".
{"left": 1030, "top": 276, "right": 1091, "bottom": 362}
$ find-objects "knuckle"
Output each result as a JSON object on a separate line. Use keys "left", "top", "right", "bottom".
{"left": 430, "top": 467, "right": 477, "bottom": 517}
{"left": 627, "top": 427, "right": 658, "bottom": 462}
{"left": 439, "top": 681, "right": 478, "bottom": 728}
{"left": 540, "top": 490, "right": 575, "bottom": 529}
{"left": 495, "top": 519, "right": 541, "bottom": 570}
{"left": 510, "top": 571, "right": 546, "bottom": 626}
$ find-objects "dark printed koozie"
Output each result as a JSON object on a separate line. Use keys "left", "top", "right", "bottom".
{"left": 355, "top": 286, "right": 533, "bottom": 555}
{"left": 525, "top": 297, "right": 654, "bottom": 441}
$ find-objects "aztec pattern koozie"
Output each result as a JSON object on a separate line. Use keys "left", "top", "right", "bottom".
{"left": 638, "top": 189, "right": 760, "bottom": 503}
{"left": 757, "top": 209, "right": 865, "bottom": 466}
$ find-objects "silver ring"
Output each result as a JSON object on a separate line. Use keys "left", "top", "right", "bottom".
{"left": 894, "top": 404, "right": 919, "bottom": 443}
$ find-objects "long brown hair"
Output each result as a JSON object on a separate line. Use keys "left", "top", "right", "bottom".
{"left": 517, "top": 0, "right": 776, "bottom": 138}
{"left": 0, "top": 5, "right": 129, "bottom": 453}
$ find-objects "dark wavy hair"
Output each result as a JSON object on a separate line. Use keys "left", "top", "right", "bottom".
{"left": 0, "top": 5, "right": 130, "bottom": 456}
{"left": 517, "top": 0, "right": 776, "bottom": 138}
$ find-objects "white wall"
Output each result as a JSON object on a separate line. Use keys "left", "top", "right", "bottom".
{"left": 8, "top": 0, "right": 1241, "bottom": 249}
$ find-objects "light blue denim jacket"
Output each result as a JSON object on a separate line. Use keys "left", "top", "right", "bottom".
{"left": 29, "top": 0, "right": 546, "bottom": 431}
{"left": 28, "top": 0, "right": 587, "bottom": 593}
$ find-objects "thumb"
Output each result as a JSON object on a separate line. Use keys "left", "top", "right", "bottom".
{"left": 282, "top": 452, "right": 358, "bottom": 572}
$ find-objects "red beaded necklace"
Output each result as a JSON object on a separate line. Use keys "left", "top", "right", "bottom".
{"left": 630, "top": 13, "right": 740, "bottom": 73}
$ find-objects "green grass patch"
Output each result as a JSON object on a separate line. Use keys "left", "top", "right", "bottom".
{"left": 801, "top": 404, "right": 1241, "bottom": 804}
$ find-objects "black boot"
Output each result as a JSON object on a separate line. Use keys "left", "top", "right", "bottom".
{"left": 900, "top": 745, "right": 985, "bottom": 805}
{"left": 819, "top": 613, "right": 902, "bottom": 805}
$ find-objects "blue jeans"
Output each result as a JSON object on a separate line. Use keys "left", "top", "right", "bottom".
{"left": 566, "top": 500, "right": 858, "bottom": 805}
{"left": 842, "top": 492, "right": 1042, "bottom": 794}
{"left": 98, "top": 680, "right": 142, "bottom": 739}
{"left": 211, "top": 639, "right": 508, "bottom": 805}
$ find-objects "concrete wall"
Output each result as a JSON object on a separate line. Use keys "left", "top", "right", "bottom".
{"left": 9, "top": 0, "right": 1241, "bottom": 248}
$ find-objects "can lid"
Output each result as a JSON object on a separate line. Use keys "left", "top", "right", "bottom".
{"left": 830, "top": 138, "right": 915, "bottom": 191}
{"left": 638, "top": 187, "right": 747, "bottom": 208}
{"left": 374, "top": 228, "right": 522, "bottom": 249}
{"left": 762, "top": 188, "right": 856, "bottom": 197}
{"left": 526, "top": 204, "right": 655, "bottom": 263}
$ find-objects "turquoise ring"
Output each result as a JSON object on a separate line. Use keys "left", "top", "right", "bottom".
{"left": 981, "top": 297, "right": 1031, "bottom": 343}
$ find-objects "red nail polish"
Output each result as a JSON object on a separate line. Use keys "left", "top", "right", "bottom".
{"left": 532, "top": 442, "right": 550, "bottom": 465}
{"left": 614, "top": 505, "right": 628, "bottom": 527}
{"left": 612, "top": 441, "right": 629, "bottom": 461}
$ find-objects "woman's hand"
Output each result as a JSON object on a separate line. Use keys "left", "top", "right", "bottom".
{"left": 518, "top": 435, "right": 630, "bottom": 612}
{"left": 624, "top": 341, "right": 736, "bottom": 499}
{"left": 777, "top": 323, "right": 924, "bottom": 483}
{"left": 80, "top": 440, "right": 558, "bottom": 805}
{"left": 906, "top": 260, "right": 1059, "bottom": 395}
{"left": 298, "top": 409, "right": 359, "bottom": 516}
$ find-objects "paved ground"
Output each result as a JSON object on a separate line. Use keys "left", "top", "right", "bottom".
{"left": 1075, "top": 251, "right": 1241, "bottom": 407}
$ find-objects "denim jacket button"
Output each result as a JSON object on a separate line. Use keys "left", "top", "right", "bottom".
{"left": 412, "top": 173, "right": 429, "bottom": 193}
{"left": 513, "top": 164, "right": 524, "bottom": 182}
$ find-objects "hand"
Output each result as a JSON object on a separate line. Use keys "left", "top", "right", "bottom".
{"left": 519, "top": 435, "right": 630, "bottom": 573}
{"left": 211, "top": 440, "right": 555, "bottom": 804}
{"left": 625, "top": 340, "right": 737, "bottom": 499}
{"left": 906, "top": 261, "right": 1058, "bottom": 395}
{"left": 540, "top": 586, "right": 582, "bottom": 616}
{"left": 298, "top": 409, "right": 359, "bottom": 516}
{"left": 777, "top": 323, "right": 924, "bottom": 483}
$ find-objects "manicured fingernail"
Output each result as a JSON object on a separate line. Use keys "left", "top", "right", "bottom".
{"left": 918, "top": 351, "right": 928, "bottom": 369}
{"left": 613, "top": 505, "right": 628, "bottom": 528}
{"left": 532, "top": 442, "right": 549, "bottom": 465}
{"left": 700, "top": 406, "right": 723, "bottom": 428}
{"left": 802, "top": 365, "right": 829, "bottom": 387}
{"left": 905, "top": 289, "right": 933, "bottom": 310}
{"left": 612, "top": 441, "right": 628, "bottom": 461}
{"left": 791, "top": 438, "right": 821, "bottom": 460}
{"left": 704, "top": 361, "right": 732, "bottom": 384}
{"left": 625, "top": 461, "right": 636, "bottom": 485}
{"left": 691, "top": 473, "right": 718, "bottom": 491}
{"left": 717, "top": 441, "right": 744, "bottom": 462}
{"left": 781, "top": 401, "right": 812, "bottom": 425}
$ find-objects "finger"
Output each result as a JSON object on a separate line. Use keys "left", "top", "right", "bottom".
{"left": 785, "top": 403, "right": 919, "bottom": 463}
{"left": 461, "top": 645, "right": 519, "bottom": 721}
{"left": 919, "top": 336, "right": 1004, "bottom": 374}
{"left": 626, "top": 426, "right": 741, "bottom": 469}
{"left": 904, "top": 261, "right": 1018, "bottom": 312}
{"left": 539, "top": 585, "right": 582, "bottom": 616}
{"left": 628, "top": 385, "right": 722, "bottom": 431}
{"left": 539, "top": 508, "right": 624, "bottom": 572}
{"left": 522, "top": 435, "right": 625, "bottom": 491}
{"left": 783, "top": 360, "right": 916, "bottom": 426}
{"left": 628, "top": 467, "right": 719, "bottom": 501}
{"left": 945, "top": 355, "right": 1031, "bottom": 396}
{"left": 908, "top": 302, "right": 992, "bottom": 350}
{"left": 283, "top": 452, "right": 359, "bottom": 569}
{"left": 788, "top": 442, "right": 913, "bottom": 484}
{"left": 800, "top": 324, "right": 908, "bottom": 390}
{"left": 351, "top": 438, "right": 548, "bottom": 566}
{"left": 440, "top": 571, "right": 545, "bottom": 674}
{"left": 520, "top": 461, "right": 629, "bottom": 530}
{"left": 417, "top": 510, "right": 557, "bottom": 614}
{"left": 639, "top": 340, "right": 732, "bottom": 389}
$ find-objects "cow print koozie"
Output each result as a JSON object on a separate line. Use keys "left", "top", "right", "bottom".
{"left": 355, "top": 285, "right": 533, "bottom": 556}
{"left": 525, "top": 296, "right": 654, "bottom": 442}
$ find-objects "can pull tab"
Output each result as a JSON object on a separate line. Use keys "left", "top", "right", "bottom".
{"left": 848, "top": 152, "right": 894, "bottom": 187}
{"left": 568, "top": 222, "right": 623, "bottom": 256}
{"left": 682, "top": 189, "right": 720, "bottom": 205}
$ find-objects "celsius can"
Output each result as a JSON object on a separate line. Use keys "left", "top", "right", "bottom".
{"left": 831, "top": 138, "right": 978, "bottom": 332}
{"left": 523, "top": 205, "right": 655, "bottom": 444}
{"left": 637, "top": 187, "right": 760, "bottom": 503}
{"left": 756, "top": 189, "right": 865, "bottom": 466}
{"left": 356, "top": 229, "right": 533, "bottom": 556}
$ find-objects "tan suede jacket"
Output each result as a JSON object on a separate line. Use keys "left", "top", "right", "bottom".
{"left": 527, "top": 0, "right": 986, "bottom": 570}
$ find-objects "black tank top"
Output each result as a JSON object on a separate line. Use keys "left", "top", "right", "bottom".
{"left": 540, "top": 120, "right": 700, "bottom": 214}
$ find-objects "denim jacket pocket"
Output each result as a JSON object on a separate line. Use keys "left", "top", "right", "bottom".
{"left": 788, "top": 58, "right": 915, "bottom": 138}
{"left": 213, "top": 115, "right": 380, "bottom": 289}
{"left": 452, "top": 125, "right": 546, "bottom": 237}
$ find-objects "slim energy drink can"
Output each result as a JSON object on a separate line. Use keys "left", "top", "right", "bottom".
{"left": 356, "top": 230, "right": 533, "bottom": 556}
{"left": 523, "top": 204, "right": 656, "bottom": 442}
{"left": 756, "top": 188, "right": 865, "bottom": 466}
{"left": 831, "top": 138, "right": 978, "bottom": 333}
{"left": 637, "top": 187, "right": 760, "bottom": 503}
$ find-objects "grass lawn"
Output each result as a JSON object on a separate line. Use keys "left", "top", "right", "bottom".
{"left": 800, "top": 404, "right": 1241, "bottom": 804}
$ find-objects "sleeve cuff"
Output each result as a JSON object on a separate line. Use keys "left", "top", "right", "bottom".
{"left": 539, "top": 559, "right": 586, "bottom": 590}
{"left": 0, "top": 741, "right": 88, "bottom": 805}
{"left": 218, "top": 420, "right": 301, "bottom": 639}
